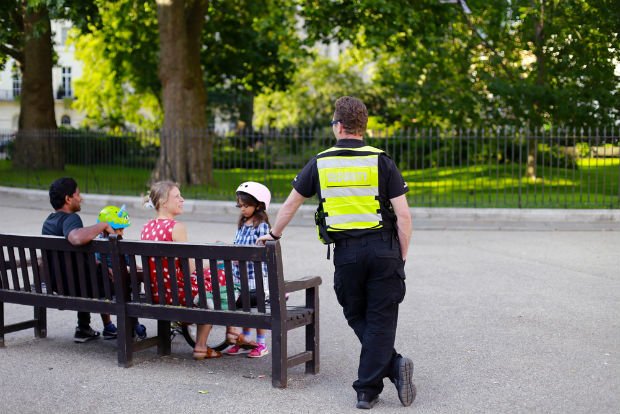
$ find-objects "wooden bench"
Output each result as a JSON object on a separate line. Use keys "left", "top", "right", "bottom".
{"left": 0, "top": 233, "right": 321, "bottom": 388}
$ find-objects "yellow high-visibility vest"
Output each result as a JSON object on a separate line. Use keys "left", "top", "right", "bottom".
{"left": 315, "top": 145, "right": 387, "bottom": 243}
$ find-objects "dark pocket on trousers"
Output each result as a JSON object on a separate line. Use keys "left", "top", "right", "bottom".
{"left": 334, "top": 249, "right": 356, "bottom": 266}
{"left": 395, "top": 260, "right": 406, "bottom": 303}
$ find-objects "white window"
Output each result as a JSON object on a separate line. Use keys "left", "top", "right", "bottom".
{"left": 61, "top": 115, "right": 71, "bottom": 126}
{"left": 61, "top": 67, "right": 72, "bottom": 98}
{"left": 61, "top": 27, "right": 70, "bottom": 45}
{"left": 12, "top": 65, "right": 21, "bottom": 98}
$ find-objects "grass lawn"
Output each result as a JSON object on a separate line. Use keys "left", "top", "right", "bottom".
{"left": 1, "top": 159, "right": 618, "bottom": 208}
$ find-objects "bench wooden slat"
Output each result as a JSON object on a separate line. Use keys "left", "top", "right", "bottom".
{"left": 179, "top": 257, "right": 193, "bottom": 308}
{"left": 128, "top": 256, "right": 140, "bottom": 302}
{"left": 0, "top": 247, "right": 9, "bottom": 289}
{"left": 223, "top": 259, "right": 236, "bottom": 311}
{"left": 40, "top": 250, "right": 52, "bottom": 294}
{"left": 206, "top": 259, "right": 219, "bottom": 310}
{"left": 86, "top": 252, "right": 99, "bottom": 299}
{"left": 8, "top": 247, "right": 20, "bottom": 291}
{"left": 238, "top": 259, "right": 251, "bottom": 312}
{"left": 0, "top": 289, "right": 117, "bottom": 313}
{"left": 254, "top": 260, "right": 267, "bottom": 313}
{"left": 18, "top": 247, "right": 30, "bottom": 293}
{"left": 153, "top": 256, "right": 167, "bottom": 306}
{"left": 63, "top": 251, "right": 77, "bottom": 297}
{"left": 124, "top": 303, "right": 273, "bottom": 329}
{"left": 116, "top": 241, "right": 267, "bottom": 261}
{"left": 194, "top": 258, "right": 207, "bottom": 309}
{"left": 166, "top": 256, "right": 180, "bottom": 306}
{"left": 140, "top": 255, "right": 152, "bottom": 303}
{"left": 75, "top": 251, "right": 88, "bottom": 297}
{"left": 29, "top": 248, "right": 42, "bottom": 294}
{"left": 101, "top": 255, "right": 113, "bottom": 300}
{"left": 287, "top": 351, "right": 313, "bottom": 368}
{"left": 50, "top": 250, "right": 64, "bottom": 295}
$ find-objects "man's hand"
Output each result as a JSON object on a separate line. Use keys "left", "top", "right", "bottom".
{"left": 256, "top": 188, "right": 306, "bottom": 246}
{"left": 256, "top": 233, "right": 275, "bottom": 245}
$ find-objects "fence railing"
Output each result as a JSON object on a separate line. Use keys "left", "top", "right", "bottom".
{"left": 0, "top": 127, "right": 618, "bottom": 208}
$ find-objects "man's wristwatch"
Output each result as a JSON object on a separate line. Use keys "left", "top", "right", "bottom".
{"left": 269, "top": 230, "right": 281, "bottom": 240}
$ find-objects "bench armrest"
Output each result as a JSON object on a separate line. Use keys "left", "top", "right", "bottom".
{"left": 284, "top": 276, "right": 322, "bottom": 293}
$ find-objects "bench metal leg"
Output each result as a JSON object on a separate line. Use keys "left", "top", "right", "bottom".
{"left": 271, "top": 323, "right": 288, "bottom": 388}
{"left": 0, "top": 301, "right": 4, "bottom": 348}
{"left": 117, "top": 315, "right": 133, "bottom": 367}
{"left": 157, "top": 320, "right": 171, "bottom": 356}
{"left": 305, "top": 318, "right": 320, "bottom": 374}
{"left": 34, "top": 306, "right": 47, "bottom": 338}
{"left": 305, "top": 287, "right": 320, "bottom": 375}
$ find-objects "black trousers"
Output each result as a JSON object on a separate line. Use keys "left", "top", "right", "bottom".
{"left": 333, "top": 232, "right": 407, "bottom": 396}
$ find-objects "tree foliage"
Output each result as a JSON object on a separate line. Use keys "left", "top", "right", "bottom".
{"left": 0, "top": 0, "right": 101, "bottom": 169}
{"left": 254, "top": 52, "right": 373, "bottom": 129}
{"left": 298, "top": 0, "right": 620, "bottom": 129}
{"left": 71, "top": 1, "right": 161, "bottom": 130}
{"left": 71, "top": 0, "right": 304, "bottom": 129}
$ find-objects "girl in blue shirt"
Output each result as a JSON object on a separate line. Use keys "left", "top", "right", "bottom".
{"left": 224, "top": 181, "right": 272, "bottom": 358}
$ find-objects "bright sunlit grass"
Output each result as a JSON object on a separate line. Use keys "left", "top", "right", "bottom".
{"left": 1, "top": 159, "right": 618, "bottom": 208}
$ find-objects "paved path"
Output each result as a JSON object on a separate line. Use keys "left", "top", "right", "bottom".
{"left": 0, "top": 193, "right": 619, "bottom": 413}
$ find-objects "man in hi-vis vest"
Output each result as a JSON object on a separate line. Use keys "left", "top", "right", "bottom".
{"left": 258, "top": 96, "right": 414, "bottom": 409}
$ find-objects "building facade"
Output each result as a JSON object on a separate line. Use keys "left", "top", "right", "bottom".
{"left": 0, "top": 20, "right": 86, "bottom": 131}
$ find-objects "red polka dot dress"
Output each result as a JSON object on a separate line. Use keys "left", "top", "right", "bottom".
{"left": 140, "top": 219, "right": 227, "bottom": 306}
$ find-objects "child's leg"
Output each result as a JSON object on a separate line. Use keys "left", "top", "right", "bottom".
{"left": 239, "top": 328, "right": 253, "bottom": 343}
{"left": 256, "top": 329, "right": 267, "bottom": 347}
{"left": 248, "top": 329, "right": 269, "bottom": 358}
{"left": 100, "top": 314, "right": 112, "bottom": 325}
{"left": 226, "top": 326, "right": 241, "bottom": 343}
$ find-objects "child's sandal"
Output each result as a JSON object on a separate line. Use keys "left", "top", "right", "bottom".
{"left": 236, "top": 335, "right": 258, "bottom": 350}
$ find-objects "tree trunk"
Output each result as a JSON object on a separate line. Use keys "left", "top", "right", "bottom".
{"left": 526, "top": 0, "right": 546, "bottom": 181}
{"left": 13, "top": 3, "right": 62, "bottom": 170}
{"left": 152, "top": 0, "right": 212, "bottom": 186}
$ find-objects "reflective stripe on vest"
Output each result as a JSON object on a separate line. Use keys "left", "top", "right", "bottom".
{"left": 317, "top": 146, "right": 384, "bottom": 232}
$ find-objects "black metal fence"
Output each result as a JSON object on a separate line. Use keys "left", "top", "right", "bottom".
{"left": 1, "top": 127, "right": 619, "bottom": 208}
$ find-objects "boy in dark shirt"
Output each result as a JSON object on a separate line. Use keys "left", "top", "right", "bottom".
{"left": 42, "top": 177, "right": 114, "bottom": 343}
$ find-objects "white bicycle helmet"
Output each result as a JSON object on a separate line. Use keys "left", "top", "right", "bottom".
{"left": 236, "top": 181, "right": 271, "bottom": 211}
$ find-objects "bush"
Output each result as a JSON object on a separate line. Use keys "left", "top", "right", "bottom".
{"left": 62, "top": 130, "right": 159, "bottom": 168}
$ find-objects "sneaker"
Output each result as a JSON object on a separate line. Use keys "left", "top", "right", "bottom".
{"left": 222, "top": 344, "right": 250, "bottom": 355}
{"left": 103, "top": 323, "right": 118, "bottom": 340}
{"left": 247, "top": 343, "right": 269, "bottom": 358}
{"left": 392, "top": 356, "right": 416, "bottom": 406}
{"left": 74, "top": 326, "right": 101, "bottom": 343}
{"left": 134, "top": 323, "right": 147, "bottom": 340}
{"left": 356, "top": 392, "right": 379, "bottom": 409}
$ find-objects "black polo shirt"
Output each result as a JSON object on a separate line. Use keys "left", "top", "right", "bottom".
{"left": 292, "top": 139, "right": 409, "bottom": 201}
{"left": 292, "top": 139, "right": 409, "bottom": 240}
{"left": 42, "top": 211, "right": 83, "bottom": 237}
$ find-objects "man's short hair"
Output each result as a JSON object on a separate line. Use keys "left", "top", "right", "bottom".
{"left": 49, "top": 177, "right": 78, "bottom": 210}
{"left": 334, "top": 96, "right": 368, "bottom": 136}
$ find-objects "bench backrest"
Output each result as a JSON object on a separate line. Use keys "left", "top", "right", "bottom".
{"left": 1, "top": 233, "right": 287, "bottom": 326}
{"left": 0, "top": 233, "right": 116, "bottom": 297}
{"left": 114, "top": 238, "right": 286, "bottom": 316}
